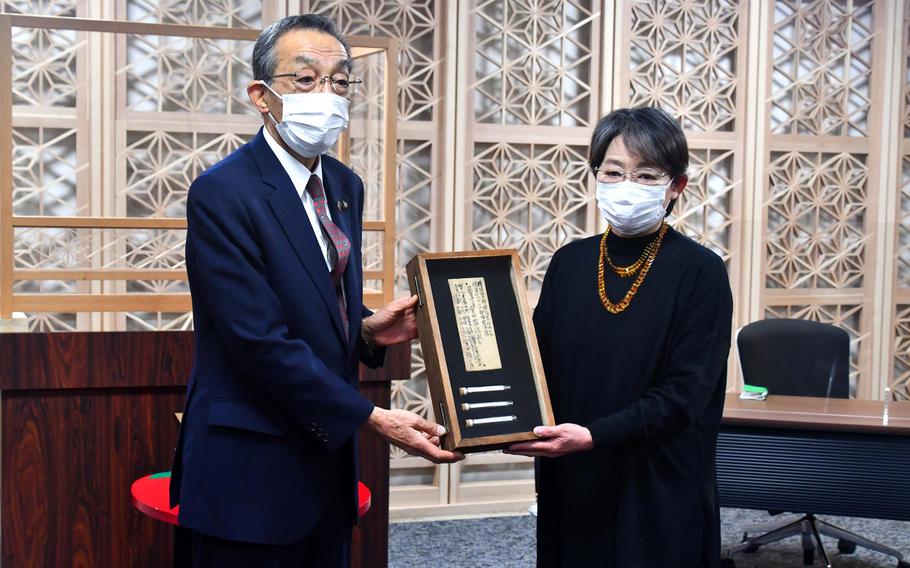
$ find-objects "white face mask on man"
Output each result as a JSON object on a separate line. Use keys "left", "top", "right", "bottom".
{"left": 595, "top": 179, "right": 672, "bottom": 236}
{"left": 263, "top": 82, "right": 350, "bottom": 158}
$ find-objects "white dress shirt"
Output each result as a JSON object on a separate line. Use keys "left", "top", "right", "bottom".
{"left": 263, "top": 127, "right": 334, "bottom": 271}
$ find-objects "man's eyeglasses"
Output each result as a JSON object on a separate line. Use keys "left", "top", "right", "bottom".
{"left": 268, "top": 72, "right": 363, "bottom": 96}
{"left": 593, "top": 167, "right": 670, "bottom": 186}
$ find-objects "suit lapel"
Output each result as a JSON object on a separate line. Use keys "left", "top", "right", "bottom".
{"left": 321, "top": 160, "right": 361, "bottom": 351}
{"left": 250, "top": 131, "right": 347, "bottom": 345}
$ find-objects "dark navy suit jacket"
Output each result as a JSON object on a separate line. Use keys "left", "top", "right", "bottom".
{"left": 170, "top": 129, "right": 385, "bottom": 545}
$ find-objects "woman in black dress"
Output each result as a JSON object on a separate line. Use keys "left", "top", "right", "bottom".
{"left": 508, "top": 107, "right": 733, "bottom": 568}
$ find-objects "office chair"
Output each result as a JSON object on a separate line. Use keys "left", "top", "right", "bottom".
{"left": 723, "top": 318, "right": 908, "bottom": 568}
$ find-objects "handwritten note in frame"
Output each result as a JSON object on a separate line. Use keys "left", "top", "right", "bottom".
{"left": 448, "top": 277, "right": 503, "bottom": 372}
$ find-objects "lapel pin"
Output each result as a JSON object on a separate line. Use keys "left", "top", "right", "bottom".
{"left": 337, "top": 200, "right": 349, "bottom": 211}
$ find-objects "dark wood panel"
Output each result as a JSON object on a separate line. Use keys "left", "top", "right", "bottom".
{"left": 355, "top": 380, "right": 391, "bottom": 568}
{"left": 0, "top": 331, "right": 194, "bottom": 391}
{"left": 354, "top": 343, "right": 407, "bottom": 568}
{"left": 2, "top": 387, "right": 185, "bottom": 567}
{"left": 0, "top": 332, "right": 401, "bottom": 568}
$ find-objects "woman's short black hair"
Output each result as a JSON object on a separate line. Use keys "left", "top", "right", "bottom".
{"left": 588, "top": 107, "right": 688, "bottom": 180}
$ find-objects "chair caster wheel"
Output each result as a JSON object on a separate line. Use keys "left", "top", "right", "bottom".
{"left": 721, "top": 558, "right": 736, "bottom": 568}
{"left": 803, "top": 548, "right": 814, "bottom": 565}
{"left": 837, "top": 539, "right": 856, "bottom": 554}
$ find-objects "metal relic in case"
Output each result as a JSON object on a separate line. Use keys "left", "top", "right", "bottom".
{"left": 406, "top": 250, "right": 555, "bottom": 452}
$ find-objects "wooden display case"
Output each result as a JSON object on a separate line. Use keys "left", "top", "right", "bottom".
{"left": 407, "top": 250, "right": 554, "bottom": 452}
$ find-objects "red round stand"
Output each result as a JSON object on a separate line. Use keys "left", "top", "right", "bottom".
{"left": 131, "top": 472, "right": 371, "bottom": 525}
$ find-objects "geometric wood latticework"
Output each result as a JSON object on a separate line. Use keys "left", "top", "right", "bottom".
{"left": 123, "top": 0, "right": 261, "bottom": 28}
{"left": 2, "top": 8, "right": 397, "bottom": 335}
{"left": 765, "top": 151, "right": 868, "bottom": 289}
{"left": 894, "top": 305, "right": 910, "bottom": 401}
{"left": 124, "top": 35, "right": 253, "bottom": 114}
{"left": 466, "top": 0, "right": 600, "bottom": 125}
{"left": 627, "top": 0, "right": 741, "bottom": 133}
{"left": 762, "top": 0, "right": 885, "bottom": 399}
{"left": 770, "top": 0, "right": 874, "bottom": 137}
{"left": 899, "top": 156, "right": 910, "bottom": 289}
{"left": 470, "top": 142, "right": 592, "bottom": 290}
{"left": 892, "top": 4, "right": 910, "bottom": 401}
{"left": 471, "top": 0, "right": 596, "bottom": 126}
{"left": 672, "top": 148, "right": 737, "bottom": 264}
{"left": 301, "top": 0, "right": 438, "bottom": 122}
{"left": 113, "top": 1, "right": 262, "bottom": 331}
{"left": 465, "top": 0, "right": 600, "bottom": 296}
{"left": 4, "top": 0, "right": 272, "bottom": 332}
{"left": 11, "top": 25, "right": 80, "bottom": 107}
{"left": 12, "top": 127, "right": 82, "bottom": 216}
{"left": 5, "top": 1, "right": 86, "bottom": 330}
{"left": 348, "top": 49, "right": 387, "bottom": 224}
{"left": 395, "top": 138, "right": 434, "bottom": 290}
{"left": 13, "top": 227, "right": 186, "bottom": 271}
{"left": 1, "top": 1, "right": 76, "bottom": 16}
{"left": 22, "top": 311, "right": 78, "bottom": 331}
{"left": 7, "top": 0, "right": 80, "bottom": 111}
{"left": 124, "top": 131, "right": 249, "bottom": 218}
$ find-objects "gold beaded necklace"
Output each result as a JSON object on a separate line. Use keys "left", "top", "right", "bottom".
{"left": 604, "top": 229, "right": 660, "bottom": 277}
{"left": 597, "top": 222, "right": 669, "bottom": 314}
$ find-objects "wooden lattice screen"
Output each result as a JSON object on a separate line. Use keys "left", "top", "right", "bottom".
{"left": 0, "top": 6, "right": 396, "bottom": 332}
{"left": 3, "top": 0, "right": 908, "bottom": 518}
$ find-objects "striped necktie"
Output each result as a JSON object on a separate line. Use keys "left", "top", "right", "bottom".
{"left": 305, "top": 174, "right": 350, "bottom": 338}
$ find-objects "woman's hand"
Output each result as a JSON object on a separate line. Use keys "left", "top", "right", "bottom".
{"left": 505, "top": 423, "right": 594, "bottom": 458}
{"left": 362, "top": 295, "right": 419, "bottom": 347}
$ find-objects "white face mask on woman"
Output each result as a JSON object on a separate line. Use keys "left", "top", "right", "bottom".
{"left": 263, "top": 82, "right": 350, "bottom": 158}
{"left": 596, "top": 179, "right": 672, "bottom": 236}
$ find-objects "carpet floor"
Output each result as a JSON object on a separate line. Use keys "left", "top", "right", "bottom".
{"left": 389, "top": 508, "right": 909, "bottom": 567}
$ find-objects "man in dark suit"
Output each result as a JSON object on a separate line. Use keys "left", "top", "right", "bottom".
{"left": 170, "top": 14, "right": 462, "bottom": 567}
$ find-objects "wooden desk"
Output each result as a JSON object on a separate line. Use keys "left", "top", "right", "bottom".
{"left": 0, "top": 331, "right": 403, "bottom": 568}
{"left": 723, "top": 394, "right": 910, "bottom": 434}
{"left": 717, "top": 394, "right": 910, "bottom": 522}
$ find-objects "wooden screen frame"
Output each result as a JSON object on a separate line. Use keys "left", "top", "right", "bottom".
{"left": 0, "top": 14, "right": 397, "bottom": 320}
{"left": 406, "top": 249, "right": 554, "bottom": 452}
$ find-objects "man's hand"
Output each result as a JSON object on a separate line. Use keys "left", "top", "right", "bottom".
{"left": 362, "top": 295, "right": 419, "bottom": 347}
{"left": 504, "top": 424, "right": 594, "bottom": 458}
{"left": 366, "top": 407, "right": 464, "bottom": 464}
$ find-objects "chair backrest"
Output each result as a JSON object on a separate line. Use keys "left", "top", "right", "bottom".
{"left": 736, "top": 318, "right": 850, "bottom": 398}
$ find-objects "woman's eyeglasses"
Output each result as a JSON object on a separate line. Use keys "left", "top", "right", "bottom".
{"left": 593, "top": 167, "right": 670, "bottom": 186}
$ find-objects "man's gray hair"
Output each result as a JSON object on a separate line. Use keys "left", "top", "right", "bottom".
{"left": 251, "top": 14, "right": 352, "bottom": 83}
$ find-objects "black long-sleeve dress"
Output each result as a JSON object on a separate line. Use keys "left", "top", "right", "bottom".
{"left": 534, "top": 226, "right": 733, "bottom": 568}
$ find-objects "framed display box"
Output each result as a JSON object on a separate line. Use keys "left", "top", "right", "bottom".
{"left": 406, "top": 250, "right": 554, "bottom": 452}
